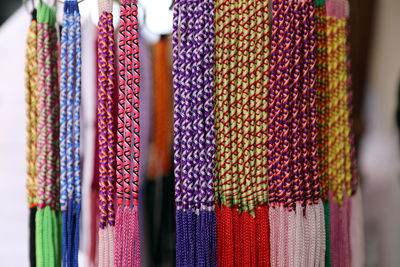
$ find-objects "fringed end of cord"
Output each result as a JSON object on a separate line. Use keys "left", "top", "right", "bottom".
{"left": 35, "top": 206, "right": 61, "bottom": 266}
{"left": 175, "top": 209, "right": 217, "bottom": 267}
{"left": 131, "top": 206, "right": 141, "bottom": 267}
{"left": 269, "top": 200, "right": 326, "bottom": 267}
{"left": 98, "top": 227, "right": 108, "bottom": 267}
{"left": 329, "top": 192, "right": 351, "bottom": 267}
{"left": 216, "top": 204, "right": 270, "bottom": 267}
{"left": 114, "top": 205, "right": 124, "bottom": 266}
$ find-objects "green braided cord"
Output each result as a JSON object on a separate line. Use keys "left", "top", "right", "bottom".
{"left": 324, "top": 201, "right": 331, "bottom": 267}
{"left": 314, "top": 0, "right": 326, "bottom": 7}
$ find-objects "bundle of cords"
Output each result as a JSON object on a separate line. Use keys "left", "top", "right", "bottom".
{"left": 114, "top": 0, "right": 141, "bottom": 266}
{"left": 172, "top": 0, "right": 217, "bottom": 265}
{"left": 35, "top": 2, "right": 61, "bottom": 266}
{"left": 25, "top": 8, "right": 38, "bottom": 266}
{"left": 97, "top": 0, "right": 116, "bottom": 266}
{"left": 213, "top": 0, "right": 270, "bottom": 265}
{"left": 267, "top": 1, "right": 326, "bottom": 266}
{"left": 59, "top": 1, "right": 82, "bottom": 266}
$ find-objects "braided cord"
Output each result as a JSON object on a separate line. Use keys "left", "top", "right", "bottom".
{"left": 73, "top": 1, "right": 82, "bottom": 204}
{"left": 36, "top": 3, "right": 60, "bottom": 266}
{"left": 130, "top": 1, "right": 140, "bottom": 206}
{"left": 172, "top": 0, "right": 182, "bottom": 210}
{"left": 97, "top": 12, "right": 109, "bottom": 229}
{"left": 116, "top": 1, "right": 126, "bottom": 206}
{"left": 60, "top": 3, "right": 70, "bottom": 212}
{"left": 315, "top": 3, "right": 329, "bottom": 201}
{"left": 327, "top": 15, "right": 349, "bottom": 204}
{"left": 291, "top": 1, "right": 303, "bottom": 205}
{"left": 105, "top": 12, "right": 116, "bottom": 226}
{"left": 59, "top": 2, "right": 82, "bottom": 265}
{"left": 123, "top": 2, "right": 133, "bottom": 206}
{"left": 267, "top": 0, "right": 283, "bottom": 205}
{"left": 26, "top": 15, "right": 38, "bottom": 207}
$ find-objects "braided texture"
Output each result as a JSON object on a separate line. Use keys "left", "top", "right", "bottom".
{"left": 97, "top": 10, "right": 115, "bottom": 229}
{"left": 214, "top": 0, "right": 270, "bottom": 213}
{"left": 97, "top": 9, "right": 116, "bottom": 267}
{"left": 59, "top": 1, "right": 82, "bottom": 266}
{"left": 326, "top": 15, "right": 353, "bottom": 204}
{"left": 114, "top": 1, "right": 141, "bottom": 266}
{"left": 35, "top": 3, "right": 61, "bottom": 266}
{"left": 26, "top": 16, "right": 39, "bottom": 207}
{"left": 36, "top": 1, "right": 59, "bottom": 212}
{"left": 267, "top": 0, "right": 320, "bottom": 209}
{"left": 173, "top": 0, "right": 217, "bottom": 265}
{"left": 315, "top": 4, "right": 329, "bottom": 201}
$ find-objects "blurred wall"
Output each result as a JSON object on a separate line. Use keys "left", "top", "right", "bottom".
{"left": 360, "top": 0, "right": 400, "bottom": 266}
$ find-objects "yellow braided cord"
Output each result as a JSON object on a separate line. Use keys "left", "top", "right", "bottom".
{"left": 327, "top": 16, "right": 353, "bottom": 204}
{"left": 26, "top": 18, "right": 38, "bottom": 207}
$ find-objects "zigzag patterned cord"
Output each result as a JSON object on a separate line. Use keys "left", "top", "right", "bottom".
{"left": 123, "top": 1, "right": 133, "bottom": 206}
{"left": 130, "top": 1, "right": 140, "bottom": 205}
{"left": 105, "top": 12, "right": 116, "bottom": 226}
{"left": 116, "top": 1, "right": 126, "bottom": 206}
{"left": 97, "top": 12, "right": 109, "bottom": 229}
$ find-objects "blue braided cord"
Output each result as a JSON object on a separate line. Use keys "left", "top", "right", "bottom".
{"left": 73, "top": 0, "right": 81, "bottom": 204}
{"left": 60, "top": 2, "right": 70, "bottom": 266}
{"left": 66, "top": 0, "right": 75, "bottom": 207}
{"left": 72, "top": 2, "right": 81, "bottom": 266}
{"left": 66, "top": 3, "right": 76, "bottom": 265}
{"left": 59, "top": 0, "right": 69, "bottom": 213}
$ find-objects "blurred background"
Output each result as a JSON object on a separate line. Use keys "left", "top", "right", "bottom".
{"left": 0, "top": 0, "right": 399, "bottom": 266}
